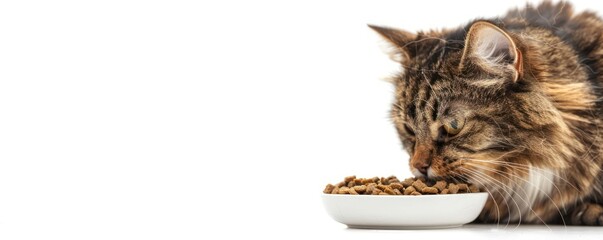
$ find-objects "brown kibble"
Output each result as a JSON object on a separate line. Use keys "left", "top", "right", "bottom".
{"left": 434, "top": 181, "right": 447, "bottom": 191}
{"left": 389, "top": 182, "right": 403, "bottom": 190}
{"left": 412, "top": 179, "right": 427, "bottom": 191}
{"left": 338, "top": 187, "right": 350, "bottom": 194}
{"left": 323, "top": 184, "right": 335, "bottom": 194}
{"left": 457, "top": 183, "right": 469, "bottom": 192}
{"left": 381, "top": 177, "right": 389, "bottom": 185}
{"left": 371, "top": 177, "right": 380, "bottom": 183}
{"left": 403, "top": 186, "right": 416, "bottom": 195}
{"left": 366, "top": 183, "right": 376, "bottom": 194}
{"left": 401, "top": 178, "right": 414, "bottom": 187}
{"left": 449, "top": 183, "right": 459, "bottom": 194}
{"left": 353, "top": 185, "right": 367, "bottom": 193}
{"left": 354, "top": 179, "right": 363, "bottom": 185}
{"left": 361, "top": 178, "right": 374, "bottom": 184}
{"left": 324, "top": 176, "right": 480, "bottom": 195}
{"left": 344, "top": 175, "right": 356, "bottom": 183}
{"left": 343, "top": 175, "right": 356, "bottom": 182}
{"left": 421, "top": 186, "right": 439, "bottom": 194}
{"left": 384, "top": 187, "right": 396, "bottom": 195}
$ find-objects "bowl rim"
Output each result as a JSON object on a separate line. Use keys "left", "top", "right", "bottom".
{"left": 321, "top": 192, "right": 488, "bottom": 198}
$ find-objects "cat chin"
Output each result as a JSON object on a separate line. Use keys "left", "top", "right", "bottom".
{"left": 410, "top": 168, "right": 425, "bottom": 178}
{"left": 410, "top": 167, "right": 440, "bottom": 179}
{"left": 426, "top": 167, "right": 439, "bottom": 178}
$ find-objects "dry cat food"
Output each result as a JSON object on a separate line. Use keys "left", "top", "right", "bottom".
{"left": 323, "top": 175, "right": 480, "bottom": 195}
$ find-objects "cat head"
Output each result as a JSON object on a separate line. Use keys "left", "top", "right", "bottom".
{"left": 371, "top": 21, "right": 578, "bottom": 186}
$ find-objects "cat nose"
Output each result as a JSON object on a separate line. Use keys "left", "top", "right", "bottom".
{"left": 413, "top": 161, "right": 430, "bottom": 175}
{"left": 411, "top": 144, "right": 432, "bottom": 175}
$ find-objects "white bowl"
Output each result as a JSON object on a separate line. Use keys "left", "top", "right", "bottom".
{"left": 322, "top": 193, "right": 488, "bottom": 229}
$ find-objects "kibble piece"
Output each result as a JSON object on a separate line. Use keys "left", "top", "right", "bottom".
{"left": 338, "top": 187, "right": 350, "bottom": 194}
{"left": 410, "top": 191, "right": 422, "bottom": 196}
{"left": 421, "top": 186, "right": 439, "bottom": 194}
{"left": 371, "top": 177, "right": 380, "bottom": 184}
{"left": 412, "top": 179, "right": 427, "bottom": 191}
{"left": 361, "top": 178, "right": 374, "bottom": 184}
{"left": 366, "top": 183, "right": 376, "bottom": 194}
{"left": 403, "top": 186, "right": 416, "bottom": 195}
{"left": 387, "top": 175, "right": 400, "bottom": 183}
{"left": 457, "top": 183, "right": 469, "bottom": 192}
{"left": 336, "top": 182, "right": 345, "bottom": 188}
{"left": 344, "top": 175, "right": 356, "bottom": 183}
{"left": 389, "top": 182, "right": 403, "bottom": 190}
{"left": 379, "top": 192, "right": 389, "bottom": 195}
{"left": 349, "top": 187, "right": 359, "bottom": 195}
{"left": 384, "top": 187, "right": 396, "bottom": 195}
{"left": 393, "top": 189, "right": 402, "bottom": 195}
{"left": 469, "top": 185, "right": 480, "bottom": 193}
{"left": 433, "top": 181, "right": 447, "bottom": 192}
{"left": 441, "top": 189, "right": 450, "bottom": 194}
{"left": 372, "top": 188, "right": 382, "bottom": 195}
{"left": 448, "top": 183, "right": 459, "bottom": 194}
{"left": 354, "top": 179, "right": 363, "bottom": 185}
{"left": 323, "top": 184, "right": 335, "bottom": 194}
{"left": 353, "top": 185, "right": 367, "bottom": 194}
{"left": 381, "top": 177, "right": 389, "bottom": 185}
{"left": 401, "top": 178, "right": 414, "bottom": 187}
{"left": 347, "top": 181, "right": 356, "bottom": 188}
{"left": 376, "top": 185, "right": 388, "bottom": 191}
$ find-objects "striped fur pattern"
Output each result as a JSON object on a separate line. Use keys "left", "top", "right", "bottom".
{"left": 371, "top": 1, "right": 603, "bottom": 225}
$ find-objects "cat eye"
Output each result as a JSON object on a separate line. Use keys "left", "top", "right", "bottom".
{"left": 443, "top": 118, "right": 464, "bottom": 136}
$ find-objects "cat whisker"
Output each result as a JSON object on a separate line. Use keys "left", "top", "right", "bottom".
{"left": 460, "top": 157, "right": 581, "bottom": 193}
{"left": 453, "top": 172, "right": 504, "bottom": 228}
{"left": 461, "top": 157, "right": 577, "bottom": 220}
{"left": 463, "top": 162, "right": 567, "bottom": 228}
{"left": 460, "top": 166, "right": 521, "bottom": 229}
{"left": 466, "top": 165, "right": 552, "bottom": 229}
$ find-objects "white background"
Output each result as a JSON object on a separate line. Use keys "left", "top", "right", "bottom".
{"left": 1, "top": 0, "right": 603, "bottom": 239}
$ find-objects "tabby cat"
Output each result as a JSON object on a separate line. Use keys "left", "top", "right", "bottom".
{"left": 371, "top": 1, "right": 603, "bottom": 225}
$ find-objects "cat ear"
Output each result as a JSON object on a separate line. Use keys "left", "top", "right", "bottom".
{"left": 459, "top": 21, "right": 523, "bottom": 82}
{"left": 368, "top": 24, "right": 416, "bottom": 63}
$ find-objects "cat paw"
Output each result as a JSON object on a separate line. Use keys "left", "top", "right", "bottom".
{"left": 570, "top": 203, "right": 603, "bottom": 225}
